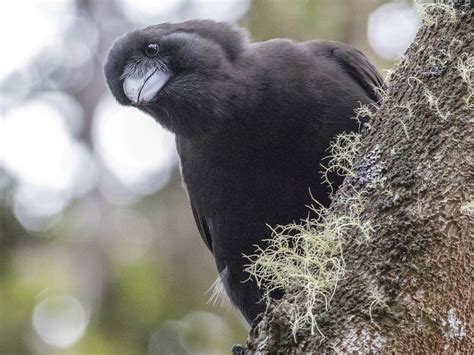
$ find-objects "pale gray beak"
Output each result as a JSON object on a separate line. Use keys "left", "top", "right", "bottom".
{"left": 123, "top": 67, "right": 171, "bottom": 104}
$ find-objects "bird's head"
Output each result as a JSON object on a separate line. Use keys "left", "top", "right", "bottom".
{"left": 104, "top": 20, "right": 249, "bottom": 137}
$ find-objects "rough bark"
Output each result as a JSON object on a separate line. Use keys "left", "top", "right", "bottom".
{"left": 245, "top": 4, "right": 473, "bottom": 353}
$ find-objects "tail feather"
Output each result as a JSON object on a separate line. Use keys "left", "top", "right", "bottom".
{"left": 206, "top": 274, "right": 233, "bottom": 309}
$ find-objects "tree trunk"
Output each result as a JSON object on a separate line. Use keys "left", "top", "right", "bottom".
{"left": 244, "top": 3, "right": 473, "bottom": 353}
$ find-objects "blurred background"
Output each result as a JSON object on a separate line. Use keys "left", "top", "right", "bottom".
{"left": 0, "top": 0, "right": 420, "bottom": 354}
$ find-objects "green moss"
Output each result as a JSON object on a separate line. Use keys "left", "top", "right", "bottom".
{"left": 460, "top": 201, "right": 474, "bottom": 216}
{"left": 368, "top": 287, "right": 389, "bottom": 323}
{"left": 415, "top": 1, "right": 459, "bottom": 27}
{"left": 408, "top": 76, "right": 452, "bottom": 121}
{"left": 394, "top": 103, "right": 414, "bottom": 139}
{"left": 321, "top": 132, "right": 362, "bottom": 195}
{"left": 456, "top": 54, "right": 474, "bottom": 108}
{"left": 424, "top": 88, "right": 451, "bottom": 120}
{"left": 244, "top": 187, "right": 374, "bottom": 338}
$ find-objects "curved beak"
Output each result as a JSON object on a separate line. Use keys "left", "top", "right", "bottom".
{"left": 123, "top": 67, "right": 170, "bottom": 104}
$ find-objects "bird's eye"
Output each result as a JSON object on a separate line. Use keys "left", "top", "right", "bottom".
{"left": 144, "top": 43, "right": 159, "bottom": 57}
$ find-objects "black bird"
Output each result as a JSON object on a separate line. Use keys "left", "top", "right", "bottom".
{"left": 104, "top": 20, "right": 383, "bottom": 323}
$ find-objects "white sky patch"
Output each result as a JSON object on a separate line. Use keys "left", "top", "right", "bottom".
{"left": 118, "top": 0, "right": 185, "bottom": 23}
{"left": 368, "top": 2, "right": 420, "bottom": 60}
{"left": 118, "top": 0, "right": 250, "bottom": 24}
{"left": 13, "top": 184, "right": 67, "bottom": 231}
{"left": 180, "top": 0, "right": 251, "bottom": 22}
{"left": 2, "top": 100, "right": 95, "bottom": 192}
{"left": 0, "top": 0, "right": 73, "bottom": 80}
{"left": 92, "top": 95, "right": 177, "bottom": 195}
{"left": 38, "top": 92, "right": 85, "bottom": 137}
{"left": 1, "top": 99, "right": 96, "bottom": 230}
{"left": 33, "top": 295, "right": 88, "bottom": 348}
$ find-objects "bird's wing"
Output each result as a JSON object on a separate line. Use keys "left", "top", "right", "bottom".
{"left": 175, "top": 136, "right": 214, "bottom": 254}
{"left": 190, "top": 201, "right": 213, "bottom": 254}
{"left": 331, "top": 45, "right": 384, "bottom": 102}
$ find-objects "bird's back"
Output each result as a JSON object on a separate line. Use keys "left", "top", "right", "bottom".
{"left": 177, "top": 39, "right": 382, "bottom": 322}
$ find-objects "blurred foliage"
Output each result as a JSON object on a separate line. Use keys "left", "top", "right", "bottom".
{"left": 0, "top": 0, "right": 400, "bottom": 354}
{"left": 245, "top": 0, "right": 350, "bottom": 41}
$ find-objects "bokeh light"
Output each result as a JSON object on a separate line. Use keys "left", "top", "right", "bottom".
{"left": 32, "top": 295, "right": 88, "bottom": 348}
{"left": 179, "top": 0, "right": 251, "bottom": 22}
{"left": 0, "top": 0, "right": 74, "bottom": 80}
{"left": 118, "top": 0, "right": 185, "bottom": 23}
{"left": 118, "top": 0, "right": 251, "bottom": 24}
{"left": 148, "top": 311, "right": 232, "bottom": 354}
{"left": 1, "top": 99, "right": 96, "bottom": 231}
{"left": 368, "top": 2, "right": 420, "bottom": 60}
{"left": 93, "top": 96, "right": 177, "bottom": 196}
{"left": 103, "top": 208, "right": 155, "bottom": 264}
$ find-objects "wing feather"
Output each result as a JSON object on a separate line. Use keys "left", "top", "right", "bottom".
{"left": 331, "top": 45, "right": 384, "bottom": 102}
{"left": 190, "top": 201, "right": 213, "bottom": 253}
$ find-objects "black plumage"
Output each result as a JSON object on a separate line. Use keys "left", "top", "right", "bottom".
{"left": 104, "top": 20, "right": 383, "bottom": 323}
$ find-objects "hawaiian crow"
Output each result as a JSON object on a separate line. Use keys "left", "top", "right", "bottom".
{"left": 104, "top": 19, "right": 383, "bottom": 323}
